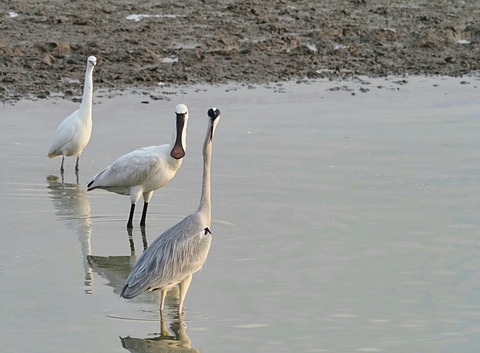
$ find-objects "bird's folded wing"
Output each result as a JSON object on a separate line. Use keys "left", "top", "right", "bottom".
{"left": 90, "top": 146, "right": 167, "bottom": 187}
{"left": 48, "top": 112, "right": 80, "bottom": 155}
{"left": 121, "top": 217, "right": 211, "bottom": 298}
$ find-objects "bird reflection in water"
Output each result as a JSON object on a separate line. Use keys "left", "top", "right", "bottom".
{"left": 47, "top": 174, "right": 152, "bottom": 295}
{"left": 87, "top": 227, "right": 182, "bottom": 309}
{"left": 87, "top": 227, "right": 148, "bottom": 297}
{"left": 46, "top": 174, "right": 93, "bottom": 290}
{"left": 128, "top": 227, "right": 149, "bottom": 254}
{"left": 121, "top": 317, "right": 200, "bottom": 353}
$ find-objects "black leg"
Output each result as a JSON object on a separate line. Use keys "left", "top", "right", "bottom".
{"left": 127, "top": 204, "right": 135, "bottom": 229}
{"left": 75, "top": 156, "right": 80, "bottom": 171}
{"left": 60, "top": 156, "right": 65, "bottom": 174}
{"left": 140, "top": 202, "right": 149, "bottom": 227}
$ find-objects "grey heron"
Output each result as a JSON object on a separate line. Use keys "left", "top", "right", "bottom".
{"left": 120, "top": 107, "right": 221, "bottom": 315}
{"left": 87, "top": 104, "right": 189, "bottom": 228}
{"left": 47, "top": 56, "right": 97, "bottom": 173}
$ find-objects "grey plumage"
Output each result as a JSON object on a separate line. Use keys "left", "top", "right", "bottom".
{"left": 120, "top": 107, "right": 221, "bottom": 315}
{"left": 121, "top": 214, "right": 212, "bottom": 298}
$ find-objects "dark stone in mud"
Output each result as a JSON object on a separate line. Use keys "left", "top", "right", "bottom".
{"left": 1, "top": 0, "right": 479, "bottom": 102}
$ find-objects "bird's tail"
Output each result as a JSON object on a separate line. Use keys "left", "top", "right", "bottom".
{"left": 86, "top": 179, "right": 96, "bottom": 191}
{"left": 120, "top": 283, "right": 145, "bottom": 299}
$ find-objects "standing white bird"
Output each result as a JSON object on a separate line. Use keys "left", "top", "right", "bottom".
{"left": 120, "top": 107, "right": 221, "bottom": 316}
{"left": 47, "top": 55, "right": 97, "bottom": 173}
{"left": 87, "top": 104, "right": 189, "bottom": 228}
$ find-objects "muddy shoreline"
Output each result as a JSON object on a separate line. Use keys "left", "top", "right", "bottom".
{"left": 1, "top": 0, "right": 479, "bottom": 102}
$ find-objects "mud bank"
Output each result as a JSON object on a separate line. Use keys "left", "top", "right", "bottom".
{"left": 1, "top": 0, "right": 479, "bottom": 101}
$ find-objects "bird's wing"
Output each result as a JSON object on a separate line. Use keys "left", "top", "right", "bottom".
{"left": 47, "top": 110, "right": 81, "bottom": 156}
{"left": 121, "top": 214, "right": 212, "bottom": 298}
{"left": 88, "top": 145, "right": 170, "bottom": 189}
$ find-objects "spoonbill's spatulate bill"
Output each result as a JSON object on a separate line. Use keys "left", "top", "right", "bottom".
{"left": 120, "top": 107, "right": 221, "bottom": 316}
{"left": 87, "top": 104, "right": 189, "bottom": 228}
{"left": 47, "top": 56, "right": 97, "bottom": 173}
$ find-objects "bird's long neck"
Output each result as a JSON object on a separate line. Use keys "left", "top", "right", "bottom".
{"left": 197, "top": 125, "right": 213, "bottom": 223}
{"left": 79, "top": 66, "right": 94, "bottom": 118}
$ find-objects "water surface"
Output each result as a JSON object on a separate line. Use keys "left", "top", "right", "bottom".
{"left": 1, "top": 77, "right": 480, "bottom": 352}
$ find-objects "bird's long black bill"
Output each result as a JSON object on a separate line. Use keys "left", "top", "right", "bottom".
{"left": 170, "top": 114, "right": 186, "bottom": 159}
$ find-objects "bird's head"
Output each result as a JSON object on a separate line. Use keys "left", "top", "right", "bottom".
{"left": 175, "top": 104, "right": 189, "bottom": 119}
{"left": 87, "top": 56, "right": 97, "bottom": 67}
{"left": 207, "top": 108, "right": 221, "bottom": 139}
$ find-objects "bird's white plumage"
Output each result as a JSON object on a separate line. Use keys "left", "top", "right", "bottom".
{"left": 87, "top": 104, "right": 189, "bottom": 227}
{"left": 47, "top": 109, "right": 92, "bottom": 157}
{"left": 47, "top": 56, "right": 97, "bottom": 171}
{"left": 88, "top": 144, "right": 180, "bottom": 200}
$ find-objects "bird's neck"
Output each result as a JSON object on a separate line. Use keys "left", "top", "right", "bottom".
{"left": 197, "top": 131, "right": 212, "bottom": 223}
{"left": 79, "top": 67, "right": 94, "bottom": 118}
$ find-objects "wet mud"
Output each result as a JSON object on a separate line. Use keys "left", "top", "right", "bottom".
{"left": 1, "top": 0, "right": 479, "bottom": 101}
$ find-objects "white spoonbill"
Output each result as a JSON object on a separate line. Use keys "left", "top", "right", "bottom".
{"left": 120, "top": 107, "right": 221, "bottom": 316}
{"left": 47, "top": 55, "right": 97, "bottom": 173}
{"left": 87, "top": 104, "right": 189, "bottom": 229}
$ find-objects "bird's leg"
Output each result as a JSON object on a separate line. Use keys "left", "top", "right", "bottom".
{"left": 160, "top": 289, "right": 168, "bottom": 312}
{"left": 140, "top": 202, "right": 149, "bottom": 227}
{"left": 75, "top": 156, "right": 80, "bottom": 171}
{"left": 60, "top": 156, "right": 65, "bottom": 174}
{"left": 127, "top": 204, "right": 135, "bottom": 229}
{"left": 178, "top": 274, "right": 192, "bottom": 316}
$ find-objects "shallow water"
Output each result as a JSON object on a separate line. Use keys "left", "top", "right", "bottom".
{"left": 1, "top": 77, "right": 480, "bottom": 352}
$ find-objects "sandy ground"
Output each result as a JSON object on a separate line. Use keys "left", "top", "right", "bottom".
{"left": 1, "top": 0, "right": 479, "bottom": 102}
